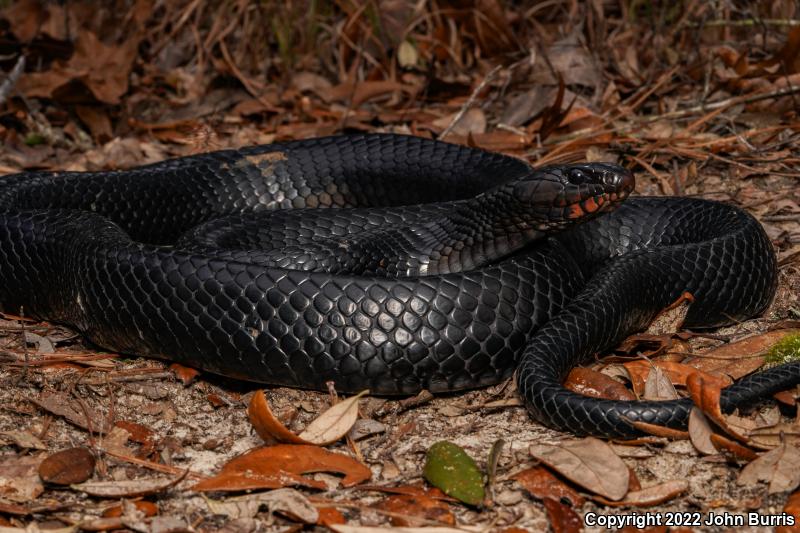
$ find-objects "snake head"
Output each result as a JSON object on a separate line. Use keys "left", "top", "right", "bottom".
{"left": 513, "top": 163, "right": 635, "bottom": 224}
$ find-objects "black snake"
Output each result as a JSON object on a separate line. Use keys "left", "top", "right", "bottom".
{"left": 0, "top": 134, "right": 796, "bottom": 437}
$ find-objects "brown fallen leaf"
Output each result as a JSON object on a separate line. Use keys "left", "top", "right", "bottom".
{"left": 623, "top": 360, "right": 731, "bottom": 397}
{"left": 624, "top": 418, "right": 689, "bottom": 440}
{"left": 738, "top": 439, "right": 800, "bottom": 494}
{"left": 756, "top": 405, "right": 783, "bottom": 427}
{"left": 114, "top": 420, "right": 156, "bottom": 448}
{"left": 316, "top": 506, "right": 347, "bottom": 527}
{"left": 464, "top": 130, "right": 532, "bottom": 153}
{"left": 80, "top": 499, "right": 158, "bottom": 531}
{"left": 102, "top": 500, "right": 158, "bottom": 518}
{"left": 349, "top": 418, "right": 387, "bottom": 441}
{"left": 774, "top": 389, "right": 799, "bottom": 408}
{"left": 749, "top": 423, "right": 800, "bottom": 449}
{"left": 39, "top": 447, "right": 95, "bottom": 485}
{"left": 593, "top": 480, "right": 689, "bottom": 507}
{"left": 542, "top": 497, "right": 582, "bottom": 533}
{"left": 327, "top": 80, "right": 417, "bottom": 106}
{"left": 710, "top": 434, "right": 759, "bottom": 461}
{"left": 627, "top": 468, "right": 642, "bottom": 492}
{"left": 688, "top": 407, "right": 718, "bottom": 455}
{"left": 686, "top": 372, "right": 747, "bottom": 442}
{"left": 643, "top": 364, "right": 680, "bottom": 401}
{"left": 204, "top": 488, "right": 318, "bottom": 522}
{"left": 512, "top": 466, "right": 585, "bottom": 507}
{"left": 529, "top": 438, "right": 629, "bottom": 501}
{"left": 30, "top": 391, "right": 111, "bottom": 434}
{"left": 431, "top": 108, "right": 487, "bottom": 137}
{"left": 644, "top": 292, "right": 694, "bottom": 335}
{"left": 192, "top": 444, "right": 371, "bottom": 492}
{"left": 74, "top": 105, "right": 113, "bottom": 143}
{"left": 248, "top": 389, "right": 366, "bottom": 445}
{"left": 0, "top": 454, "right": 44, "bottom": 502}
{"left": 616, "top": 333, "right": 679, "bottom": 358}
{"left": 378, "top": 494, "right": 455, "bottom": 527}
{"left": 72, "top": 471, "right": 187, "bottom": 498}
{"left": 168, "top": 363, "right": 200, "bottom": 385}
{"left": 690, "top": 330, "right": 800, "bottom": 379}
{"left": 0, "top": 430, "right": 47, "bottom": 451}
{"left": 565, "top": 367, "right": 636, "bottom": 400}
{"left": 101, "top": 426, "right": 133, "bottom": 457}
{"left": 18, "top": 30, "right": 142, "bottom": 104}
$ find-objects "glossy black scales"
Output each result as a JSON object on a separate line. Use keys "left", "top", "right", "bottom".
{"left": 0, "top": 133, "right": 791, "bottom": 438}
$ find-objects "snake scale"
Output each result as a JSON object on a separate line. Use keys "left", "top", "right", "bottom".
{"left": 1, "top": 134, "right": 797, "bottom": 437}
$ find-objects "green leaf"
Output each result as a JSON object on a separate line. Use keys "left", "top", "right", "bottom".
{"left": 423, "top": 441, "right": 484, "bottom": 505}
{"left": 24, "top": 133, "right": 45, "bottom": 146}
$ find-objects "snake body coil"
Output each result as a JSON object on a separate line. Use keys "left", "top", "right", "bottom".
{"left": 0, "top": 134, "right": 795, "bottom": 437}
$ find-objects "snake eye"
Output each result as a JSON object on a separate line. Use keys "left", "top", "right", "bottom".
{"left": 567, "top": 168, "right": 590, "bottom": 184}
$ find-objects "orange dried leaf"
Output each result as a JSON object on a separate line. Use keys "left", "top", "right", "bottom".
{"left": 624, "top": 360, "right": 730, "bottom": 397}
{"left": 317, "top": 507, "right": 347, "bottom": 527}
{"left": 102, "top": 500, "right": 158, "bottom": 518}
{"left": 512, "top": 466, "right": 585, "bottom": 507}
{"left": 192, "top": 445, "right": 371, "bottom": 492}
{"left": 565, "top": 367, "right": 636, "bottom": 401}
{"left": 687, "top": 372, "right": 747, "bottom": 442}
{"left": 777, "top": 490, "right": 800, "bottom": 533}
{"left": 616, "top": 333, "right": 676, "bottom": 357}
{"left": 542, "top": 497, "right": 583, "bottom": 533}
{"left": 169, "top": 363, "right": 200, "bottom": 385}
{"left": 114, "top": 420, "right": 155, "bottom": 446}
{"left": 774, "top": 390, "right": 799, "bottom": 407}
{"left": 710, "top": 434, "right": 759, "bottom": 461}
{"left": 248, "top": 390, "right": 306, "bottom": 444}
{"left": 628, "top": 468, "right": 642, "bottom": 493}
{"left": 378, "top": 494, "right": 455, "bottom": 527}
{"left": 625, "top": 418, "right": 689, "bottom": 440}
{"left": 248, "top": 390, "right": 366, "bottom": 445}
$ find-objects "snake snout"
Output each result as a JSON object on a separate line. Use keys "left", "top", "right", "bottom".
{"left": 566, "top": 163, "right": 635, "bottom": 196}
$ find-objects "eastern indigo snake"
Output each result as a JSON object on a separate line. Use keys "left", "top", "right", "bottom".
{"left": 0, "top": 134, "right": 796, "bottom": 437}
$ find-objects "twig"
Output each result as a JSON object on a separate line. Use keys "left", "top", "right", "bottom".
{"left": 639, "top": 85, "right": 800, "bottom": 123}
{"left": 438, "top": 64, "right": 502, "bottom": 140}
{"left": 103, "top": 449, "right": 205, "bottom": 479}
{"left": 77, "top": 371, "right": 174, "bottom": 386}
{"left": 0, "top": 55, "right": 25, "bottom": 106}
{"left": 687, "top": 18, "right": 800, "bottom": 28}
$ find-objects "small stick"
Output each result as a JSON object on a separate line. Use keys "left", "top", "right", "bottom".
{"left": 639, "top": 85, "right": 800, "bottom": 123}
{"left": 687, "top": 18, "right": 800, "bottom": 28}
{"left": 439, "top": 64, "right": 502, "bottom": 140}
{"left": 0, "top": 56, "right": 25, "bottom": 106}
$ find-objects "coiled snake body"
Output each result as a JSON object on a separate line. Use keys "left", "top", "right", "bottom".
{"left": 0, "top": 134, "right": 796, "bottom": 437}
